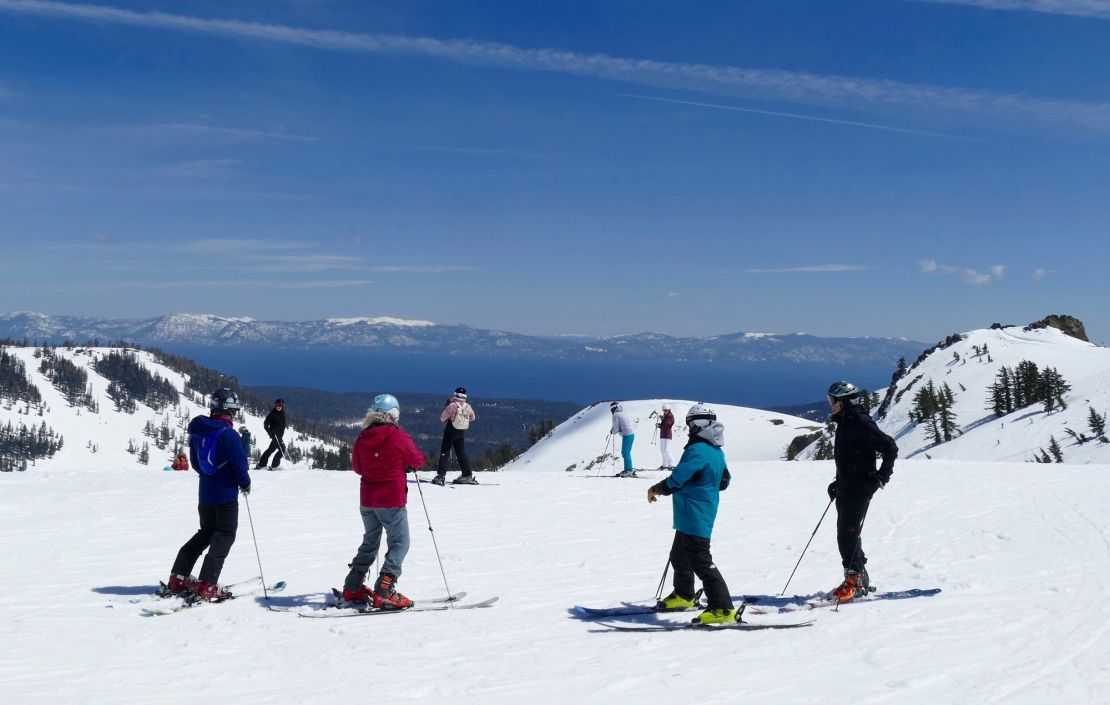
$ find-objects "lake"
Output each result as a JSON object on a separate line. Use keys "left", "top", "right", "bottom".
{"left": 163, "top": 346, "right": 895, "bottom": 408}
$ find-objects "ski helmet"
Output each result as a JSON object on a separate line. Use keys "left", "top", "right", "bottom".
{"left": 827, "top": 380, "right": 860, "bottom": 400}
{"left": 686, "top": 403, "right": 716, "bottom": 430}
{"left": 662, "top": 404, "right": 670, "bottom": 411}
{"left": 610, "top": 402, "right": 623, "bottom": 413}
{"left": 209, "top": 387, "right": 240, "bottom": 413}
{"left": 454, "top": 387, "right": 467, "bottom": 399}
{"left": 372, "top": 393, "right": 401, "bottom": 421}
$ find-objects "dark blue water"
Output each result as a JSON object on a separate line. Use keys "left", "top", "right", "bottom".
{"left": 165, "top": 346, "right": 893, "bottom": 408}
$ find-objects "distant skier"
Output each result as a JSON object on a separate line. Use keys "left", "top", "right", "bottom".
{"left": 257, "top": 398, "right": 286, "bottom": 469}
{"left": 657, "top": 404, "right": 675, "bottom": 470}
{"left": 825, "top": 380, "right": 898, "bottom": 601}
{"left": 239, "top": 426, "right": 252, "bottom": 459}
{"left": 341, "top": 394, "right": 425, "bottom": 610}
{"left": 647, "top": 404, "right": 735, "bottom": 624}
{"left": 170, "top": 453, "right": 189, "bottom": 471}
{"left": 165, "top": 388, "right": 251, "bottom": 601}
{"left": 610, "top": 402, "right": 635, "bottom": 477}
{"left": 432, "top": 387, "right": 477, "bottom": 486}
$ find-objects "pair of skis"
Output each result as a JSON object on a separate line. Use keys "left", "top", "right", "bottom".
{"left": 573, "top": 587, "right": 941, "bottom": 632}
{"left": 269, "top": 589, "right": 499, "bottom": 618}
{"left": 140, "top": 576, "right": 288, "bottom": 616}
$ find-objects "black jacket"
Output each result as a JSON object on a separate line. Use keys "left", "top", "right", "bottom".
{"left": 263, "top": 408, "right": 286, "bottom": 437}
{"left": 832, "top": 402, "right": 897, "bottom": 491}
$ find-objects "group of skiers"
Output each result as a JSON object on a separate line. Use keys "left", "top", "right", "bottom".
{"left": 165, "top": 386, "right": 480, "bottom": 608}
{"left": 607, "top": 402, "right": 677, "bottom": 477}
{"left": 627, "top": 382, "right": 898, "bottom": 624}
{"left": 164, "top": 379, "right": 897, "bottom": 621}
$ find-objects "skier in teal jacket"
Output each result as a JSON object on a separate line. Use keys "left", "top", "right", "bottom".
{"left": 648, "top": 403, "right": 735, "bottom": 625}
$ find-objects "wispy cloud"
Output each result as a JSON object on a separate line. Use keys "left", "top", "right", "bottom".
{"left": 155, "top": 158, "right": 243, "bottom": 178}
{"left": 173, "top": 239, "right": 310, "bottom": 254}
{"left": 76, "top": 278, "right": 374, "bottom": 290}
{"left": 919, "top": 258, "right": 1005, "bottom": 285}
{"left": 619, "top": 94, "right": 974, "bottom": 140}
{"left": 921, "top": 1, "right": 1110, "bottom": 20}
{"left": 371, "top": 265, "right": 476, "bottom": 273}
{"left": 122, "top": 123, "right": 318, "bottom": 142}
{"left": 744, "top": 264, "right": 870, "bottom": 273}
{"left": 4, "top": 0, "right": 1110, "bottom": 133}
{"left": 400, "top": 145, "right": 556, "bottom": 160}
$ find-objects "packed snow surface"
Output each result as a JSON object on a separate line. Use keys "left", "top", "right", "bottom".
{"left": 3, "top": 457, "right": 1110, "bottom": 704}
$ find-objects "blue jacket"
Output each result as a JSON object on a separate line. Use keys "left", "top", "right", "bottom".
{"left": 188, "top": 415, "right": 251, "bottom": 506}
{"left": 653, "top": 429, "right": 729, "bottom": 539}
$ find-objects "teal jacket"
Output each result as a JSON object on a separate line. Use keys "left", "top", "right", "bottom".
{"left": 652, "top": 425, "right": 730, "bottom": 539}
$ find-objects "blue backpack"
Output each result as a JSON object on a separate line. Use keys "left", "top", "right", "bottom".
{"left": 194, "top": 426, "right": 236, "bottom": 476}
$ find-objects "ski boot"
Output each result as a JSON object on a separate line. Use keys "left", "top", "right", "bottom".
{"left": 830, "top": 568, "right": 871, "bottom": 602}
{"left": 341, "top": 584, "right": 374, "bottom": 606}
{"left": 194, "top": 581, "right": 232, "bottom": 602}
{"left": 617, "top": 470, "right": 637, "bottom": 478}
{"left": 657, "top": 591, "right": 697, "bottom": 612}
{"left": 452, "top": 474, "right": 479, "bottom": 485}
{"left": 694, "top": 607, "right": 737, "bottom": 625}
{"left": 160, "top": 573, "right": 196, "bottom": 597}
{"left": 372, "top": 573, "right": 413, "bottom": 610}
{"left": 430, "top": 475, "right": 446, "bottom": 486}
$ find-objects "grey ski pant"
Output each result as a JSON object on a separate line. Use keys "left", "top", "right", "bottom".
{"left": 346, "top": 506, "right": 410, "bottom": 590}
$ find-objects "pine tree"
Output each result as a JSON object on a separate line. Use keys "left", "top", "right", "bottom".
{"left": 1088, "top": 407, "right": 1108, "bottom": 444}
{"left": 138, "top": 442, "right": 150, "bottom": 465}
{"left": 1047, "top": 436, "right": 1064, "bottom": 463}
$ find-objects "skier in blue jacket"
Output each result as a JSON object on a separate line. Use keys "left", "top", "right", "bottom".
{"left": 164, "top": 388, "right": 252, "bottom": 602}
{"left": 647, "top": 404, "right": 735, "bottom": 625}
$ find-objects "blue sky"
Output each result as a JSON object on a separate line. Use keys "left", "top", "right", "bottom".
{"left": 1, "top": 0, "right": 1109, "bottom": 342}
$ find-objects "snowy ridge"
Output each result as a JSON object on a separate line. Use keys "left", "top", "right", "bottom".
{"left": 803, "top": 325, "right": 1110, "bottom": 464}
{"left": 503, "top": 399, "right": 823, "bottom": 473}
{"left": 0, "top": 345, "right": 338, "bottom": 471}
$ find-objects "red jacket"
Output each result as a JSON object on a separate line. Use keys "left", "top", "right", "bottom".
{"left": 660, "top": 410, "right": 675, "bottom": 440}
{"left": 352, "top": 423, "right": 425, "bottom": 508}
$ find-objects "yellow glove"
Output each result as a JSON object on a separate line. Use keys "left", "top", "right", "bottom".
{"left": 647, "top": 487, "right": 657, "bottom": 504}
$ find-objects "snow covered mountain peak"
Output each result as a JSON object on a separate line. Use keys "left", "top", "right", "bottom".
{"left": 856, "top": 321, "right": 1110, "bottom": 464}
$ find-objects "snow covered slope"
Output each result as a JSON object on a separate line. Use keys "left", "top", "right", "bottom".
{"left": 873, "top": 326, "right": 1110, "bottom": 463}
{"left": 0, "top": 345, "right": 337, "bottom": 471}
{"left": 2, "top": 460, "right": 1109, "bottom": 704}
{"left": 502, "top": 399, "right": 824, "bottom": 473}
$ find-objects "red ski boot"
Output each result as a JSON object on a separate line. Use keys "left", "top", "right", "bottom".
{"left": 830, "top": 569, "right": 870, "bottom": 602}
{"left": 165, "top": 573, "right": 196, "bottom": 595}
{"left": 342, "top": 584, "right": 374, "bottom": 605}
{"left": 372, "top": 573, "right": 413, "bottom": 610}
{"left": 195, "top": 581, "right": 232, "bottom": 602}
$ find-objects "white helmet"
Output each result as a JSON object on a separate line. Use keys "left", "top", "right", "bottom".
{"left": 662, "top": 403, "right": 670, "bottom": 411}
{"left": 686, "top": 403, "right": 716, "bottom": 430}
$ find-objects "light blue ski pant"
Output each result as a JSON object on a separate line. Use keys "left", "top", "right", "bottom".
{"left": 621, "top": 434, "right": 635, "bottom": 472}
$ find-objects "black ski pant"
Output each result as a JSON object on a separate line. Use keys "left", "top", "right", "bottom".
{"left": 171, "top": 502, "right": 239, "bottom": 584}
{"left": 436, "top": 427, "right": 472, "bottom": 476}
{"left": 258, "top": 435, "right": 284, "bottom": 468}
{"left": 835, "top": 489, "right": 873, "bottom": 573}
{"left": 669, "top": 530, "right": 733, "bottom": 611}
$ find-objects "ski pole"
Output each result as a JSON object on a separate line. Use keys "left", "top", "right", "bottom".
{"left": 410, "top": 468, "right": 454, "bottom": 601}
{"left": 654, "top": 557, "right": 670, "bottom": 602}
{"left": 779, "top": 498, "right": 834, "bottom": 596}
{"left": 596, "top": 435, "right": 613, "bottom": 477}
{"left": 242, "top": 492, "right": 270, "bottom": 599}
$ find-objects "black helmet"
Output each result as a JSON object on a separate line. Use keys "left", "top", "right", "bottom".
{"left": 827, "top": 380, "right": 860, "bottom": 400}
{"left": 210, "top": 387, "right": 241, "bottom": 413}
{"left": 454, "top": 387, "right": 467, "bottom": 399}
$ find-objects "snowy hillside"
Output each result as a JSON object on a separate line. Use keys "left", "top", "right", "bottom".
{"left": 503, "top": 399, "right": 824, "bottom": 473}
{"left": 2, "top": 459, "right": 1109, "bottom": 704}
{"left": 0, "top": 345, "right": 338, "bottom": 471}
{"left": 869, "top": 325, "right": 1110, "bottom": 464}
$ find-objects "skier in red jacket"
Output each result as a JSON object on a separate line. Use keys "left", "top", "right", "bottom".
{"left": 340, "top": 393, "right": 426, "bottom": 610}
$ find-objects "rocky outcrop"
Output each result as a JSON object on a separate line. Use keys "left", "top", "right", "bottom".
{"left": 1024, "top": 315, "right": 1088, "bottom": 342}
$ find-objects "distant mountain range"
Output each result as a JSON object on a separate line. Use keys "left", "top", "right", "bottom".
{"left": 0, "top": 312, "right": 925, "bottom": 367}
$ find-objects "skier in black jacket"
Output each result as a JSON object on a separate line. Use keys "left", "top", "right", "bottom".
{"left": 825, "top": 381, "right": 897, "bottom": 601}
{"left": 257, "top": 398, "right": 287, "bottom": 469}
